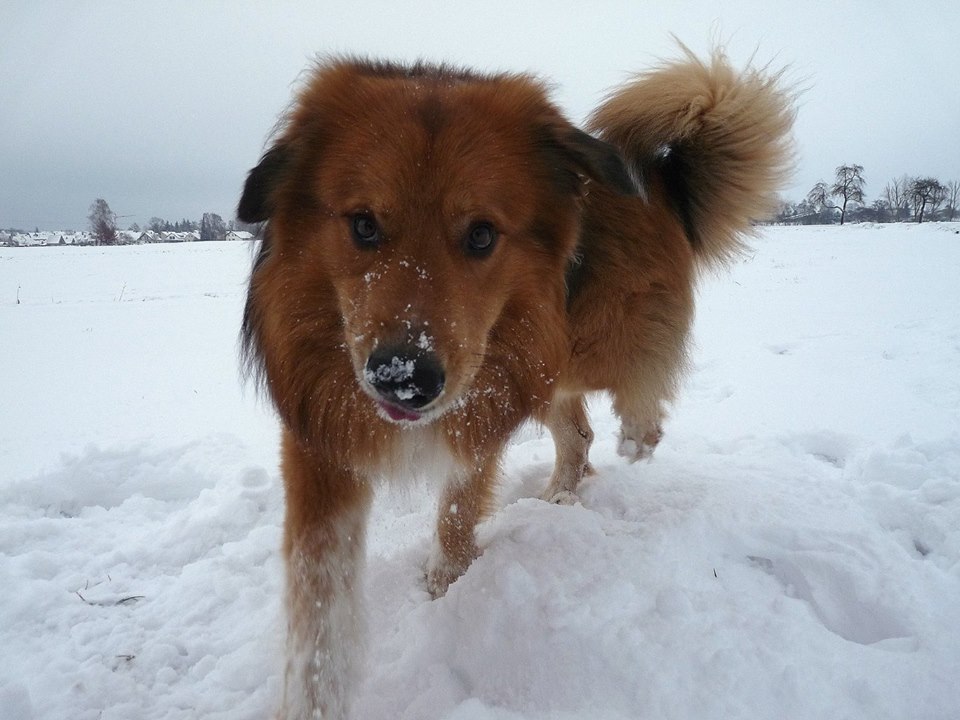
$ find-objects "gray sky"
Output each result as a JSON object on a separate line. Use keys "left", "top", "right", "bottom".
{"left": 2, "top": 0, "right": 958, "bottom": 230}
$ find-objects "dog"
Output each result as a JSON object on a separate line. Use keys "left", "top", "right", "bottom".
{"left": 237, "top": 47, "right": 793, "bottom": 719}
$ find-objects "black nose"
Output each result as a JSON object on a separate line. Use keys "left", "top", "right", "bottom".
{"left": 364, "top": 347, "right": 445, "bottom": 410}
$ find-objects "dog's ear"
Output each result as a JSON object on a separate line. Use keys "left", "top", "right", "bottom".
{"left": 238, "top": 143, "right": 291, "bottom": 224}
{"left": 548, "top": 127, "right": 638, "bottom": 196}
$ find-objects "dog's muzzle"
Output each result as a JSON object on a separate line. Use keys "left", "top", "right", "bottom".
{"left": 363, "top": 346, "right": 445, "bottom": 422}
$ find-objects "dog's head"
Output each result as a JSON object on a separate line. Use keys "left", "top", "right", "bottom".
{"left": 240, "top": 59, "right": 634, "bottom": 432}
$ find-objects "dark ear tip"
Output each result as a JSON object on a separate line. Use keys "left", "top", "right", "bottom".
{"left": 237, "top": 191, "right": 265, "bottom": 224}
{"left": 604, "top": 160, "right": 639, "bottom": 196}
{"left": 237, "top": 144, "right": 290, "bottom": 224}
{"left": 237, "top": 168, "right": 269, "bottom": 224}
{"left": 565, "top": 128, "right": 638, "bottom": 196}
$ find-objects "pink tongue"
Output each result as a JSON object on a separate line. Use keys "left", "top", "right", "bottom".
{"left": 380, "top": 401, "right": 421, "bottom": 422}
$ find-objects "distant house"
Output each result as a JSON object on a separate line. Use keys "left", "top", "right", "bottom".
{"left": 159, "top": 231, "right": 199, "bottom": 243}
{"left": 225, "top": 230, "right": 254, "bottom": 242}
{"left": 12, "top": 232, "right": 53, "bottom": 246}
{"left": 70, "top": 231, "right": 95, "bottom": 245}
{"left": 3, "top": 228, "right": 223, "bottom": 247}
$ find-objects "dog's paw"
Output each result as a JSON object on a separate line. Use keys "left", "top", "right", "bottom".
{"left": 426, "top": 567, "right": 453, "bottom": 599}
{"left": 425, "top": 560, "right": 462, "bottom": 599}
{"left": 425, "top": 546, "right": 471, "bottom": 599}
{"left": 617, "top": 425, "right": 663, "bottom": 462}
{"left": 539, "top": 488, "right": 580, "bottom": 505}
{"left": 539, "top": 461, "right": 593, "bottom": 505}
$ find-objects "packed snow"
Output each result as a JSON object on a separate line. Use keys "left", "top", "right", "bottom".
{"left": 1, "top": 224, "right": 959, "bottom": 720}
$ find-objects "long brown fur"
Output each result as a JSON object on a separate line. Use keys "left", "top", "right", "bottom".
{"left": 238, "top": 49, "right": 793, "bottom": 719}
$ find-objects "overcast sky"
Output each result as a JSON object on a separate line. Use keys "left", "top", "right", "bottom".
{"left": 2, "top": 0, "right": 958, "bottom": 230}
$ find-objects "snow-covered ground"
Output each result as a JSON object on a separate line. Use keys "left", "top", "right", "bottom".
{"left": 2, "top": 224, "right": 959, "bottom": 720}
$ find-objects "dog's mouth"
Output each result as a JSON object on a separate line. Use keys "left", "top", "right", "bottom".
{"left": 374, "top": 398, "right": 426, "bottom": 424}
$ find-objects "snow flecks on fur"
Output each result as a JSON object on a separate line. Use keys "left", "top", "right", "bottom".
{"left": 282, "top": 514, "right": 368, "bottom": 720}
{"left": 416, "top": 331, "right": 435, "bottom": 353}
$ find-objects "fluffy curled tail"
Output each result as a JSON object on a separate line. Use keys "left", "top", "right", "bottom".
{"left": 588, "top": 46, "right": 795, "bottom": 267}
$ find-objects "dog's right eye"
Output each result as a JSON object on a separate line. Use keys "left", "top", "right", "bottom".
{"left": 350, "top": 213, "right": 381, "bottom": 248}
{"left": 465, "top": 221, "right": 498, "bottom": 257}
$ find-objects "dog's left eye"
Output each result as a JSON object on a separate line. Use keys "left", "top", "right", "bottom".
{"left": 465, "top": 222, "right": 498, "bottom": 257}
{"left": 350, "top": 213, "right": 381, "bottom": 248}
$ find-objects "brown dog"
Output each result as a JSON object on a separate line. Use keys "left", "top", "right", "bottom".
{"left": 238, "top": 48, "right": 793, "bottom": 719}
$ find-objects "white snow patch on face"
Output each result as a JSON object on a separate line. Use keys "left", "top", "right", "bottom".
{"left": 394, "top": 387, "right": 416, "bottom": 401}
{"left": 416, "top": 332, "right": 435, "bottom": 352}
{"left": 363, "top": 357, "right": 415, "bottom": 386}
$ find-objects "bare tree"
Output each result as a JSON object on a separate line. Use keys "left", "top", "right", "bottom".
{"left": 830, "top": 164, "right": 866, "bottom": 225}
{"left": 806, "top": 165, "right": 866, "bottom": 225}
{"left": 945, "top": 180, "right": 960, "bottom": 222}
{"left": 883, "top": 176, "right": 911, "bottom": 222}
{"left": 909, "top": 177, "right": 946, "bottom": 223}
{"left": 929, "top": 183, "right": 947, "bottom": 219}
{"left": 88, "top": 198, "right": 118, "bottom": 245}
{"left": 806, "top": 182, "right": 839, "bottom": 223}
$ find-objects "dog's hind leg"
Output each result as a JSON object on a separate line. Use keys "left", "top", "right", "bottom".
{"left": 618, "top": 412, "right": 664, "bottom": 462}
{"left": 609, "top": 322, "right": 691, "bottom": 463}
{"left": 279, "top": 430, "right": 373, "bottom": 720}
{"left": 427, "top": 455, "right": 499, "bottom": 598}
{"left": 611, "top": 380, "right": 669, "bottom": 463}
{"left": 540, "top": 392, "right": 594, "bottom": 505}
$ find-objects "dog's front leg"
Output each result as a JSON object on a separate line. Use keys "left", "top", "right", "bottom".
{"left": 427, "top": 454, "right": 499, "bottom": 598}
{"left": 541, "top": 392, "right": 594, "bottom": 504}
{"left": 278, "top": 430, "right": 373, "bottom": 720}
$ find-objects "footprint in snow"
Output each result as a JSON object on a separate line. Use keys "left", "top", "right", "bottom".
{"left": 747, "top": 543, "right": 914, "bottom": 648}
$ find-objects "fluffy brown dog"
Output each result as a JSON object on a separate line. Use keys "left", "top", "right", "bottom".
{"left": 238, "top": 48, "right": 793, "bottom": 719}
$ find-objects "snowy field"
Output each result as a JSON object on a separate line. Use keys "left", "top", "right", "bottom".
{"left": 2, "top": 224, "right": 959, "bottom": 720}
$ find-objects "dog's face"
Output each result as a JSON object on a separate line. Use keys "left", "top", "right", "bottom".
{"left": 240, "top": 61, "right": 634, "bottom": 431}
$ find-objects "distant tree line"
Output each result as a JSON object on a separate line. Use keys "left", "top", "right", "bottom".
{"left": 774, "top": 166, "right": 959, "bottom": 225}
{"left": 14, "top": 177, "right": 955, "bottom": 246}
{"left": 145, "top": 217, "right": 201, "bottom": 233}
{"left": 81, "top": 198, "right": 258, "bottom": 245}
